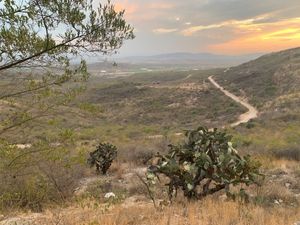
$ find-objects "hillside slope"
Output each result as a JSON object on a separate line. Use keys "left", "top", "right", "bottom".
{"left": 216, "top": 47, "right": 300, "bottom": 109}
{"left": 215, "top": 47, "right": 300, "bottom": 163}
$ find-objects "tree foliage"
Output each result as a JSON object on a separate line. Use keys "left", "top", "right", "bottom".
{"left": 0, "top": 0, "right": 134, "bottom": 71}
{"left": 147, "top": 126, "right": 263, "bottom": 201}
{"left": 0, "top": 0, "right": 133, "bottom": 210}
{"left": 88, "top": 142, "right": 117, "bottom": 175}
{"left": 0, "top": 0, "right": 134, "bottom": 149}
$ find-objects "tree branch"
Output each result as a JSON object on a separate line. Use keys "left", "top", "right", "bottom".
{"left": 198, "top": 184, "right": 226, "bottom": 199}
{"left": 0, "top": 34, "right": 84, "bottom": 71}
{"left": 0, "top": 79, "right": 69, "bottom": 100}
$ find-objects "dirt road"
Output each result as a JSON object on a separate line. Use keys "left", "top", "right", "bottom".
{"left": 208, "top": 76, "right": 258, "bottom": 127}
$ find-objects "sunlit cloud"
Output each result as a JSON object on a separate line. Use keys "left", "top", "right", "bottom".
{"left": 181, "top": 14, "right": 272, "bottom": 36}
{"left": 108, "top": 0, "right": 300, "bottom": 56}
{"left": 153, "top": 28, "right": 178, "bottom": 34}
{"left": 114, "top": 1, "right": 137, "bottom": 13}
{"left": 208, "top": 17, "right": 300, "bottom": 54}
{"left": 262, "top": 28, "right": 300, "bottom": 40}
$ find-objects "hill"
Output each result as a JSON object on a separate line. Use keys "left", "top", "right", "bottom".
{"left": 111, "top": 52, "right": 262, "bottom": 69}
{"left": 1, "top": 51, "right": 300, "bottom": 224}
{"left": 215, "top": 47, "right": 300, "bottom": 109}
{"left": 215, "top": 47, "right": 300, "bottom": 165}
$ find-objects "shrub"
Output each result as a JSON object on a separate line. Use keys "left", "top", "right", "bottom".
{"left": 0, "top": 160, "right": 85, "bottom": 212}
{"left": 88, "top": 143, "right": 117, "bottom": 175}
{"left": 147, "top": 126, "right": 263, "bottom": 201}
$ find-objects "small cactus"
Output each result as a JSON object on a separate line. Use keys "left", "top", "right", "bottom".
{"left": 88, "top": 143, "right": 117, "bottom": 175}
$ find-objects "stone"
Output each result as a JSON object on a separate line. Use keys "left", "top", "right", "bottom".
{"left": 104, "top": 192, "right": 116, "bottom": 199}
{"left": 219, "top": 194, "right": 227, "bottom": 202}
{"left": 274, "top": 200, "right": 280, "bottom": 205}
{"left": 285, "top": 182, "right": 291, "bottom": 188}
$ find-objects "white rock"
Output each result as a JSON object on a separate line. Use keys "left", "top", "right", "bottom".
{"left": 219, "top": 194, "right": 227, "bottom": 202}
{"left": 285, "top": 182, "right": 291, "bottom": 188}
{"left": 274, "top": 200, "right": 280, "bottom": 205}
{"left": 14, "top": 144, "right": 32, "bottom": 149}
{"left": 104, "top": 192, "right": 116, "bottom": 199}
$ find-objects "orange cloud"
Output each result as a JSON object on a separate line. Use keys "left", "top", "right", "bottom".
{"left": 153, "top": 28, "right": 178, "bottom": 34}
{"left": 181, "top": 14, "right": 271, "bottom": 36}
{"left": 114, "top": 1, "right": 174, "bottom": 23}
{"left": 208, "top": 17, "right": 300, "bottom": 54}
{"left": 262, "top": 28, "right": 300, "bottom": 40}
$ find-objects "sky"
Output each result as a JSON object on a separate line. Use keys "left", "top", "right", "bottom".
{"left": 108, "top": 0, "right": 300, "bottom": 56}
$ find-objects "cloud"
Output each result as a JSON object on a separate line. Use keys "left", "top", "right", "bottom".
{"left": 107, "top": 0, "right": 300, "bottom": 56}
{"left": 148, "top": 2, "right": 174, "bottom": 10}
{"left": 153, "top": 28, "right": 178, "bottom": 34}
{"left": 208, "top": 17, "right": 300, "bottom": 54}
{"left": 181, "top": 14, "right": 272, "bottom": 36}
{"left": 262, "top": 28, "right": 300, "bottom": 40}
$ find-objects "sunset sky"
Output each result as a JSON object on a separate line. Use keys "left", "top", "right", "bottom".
{"left": 110, "top": 0, "right": 300, "bottom": 56}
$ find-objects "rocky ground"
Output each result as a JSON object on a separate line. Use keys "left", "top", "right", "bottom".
{"left": 0, "top": 162, "right": 300, "bottom": 225}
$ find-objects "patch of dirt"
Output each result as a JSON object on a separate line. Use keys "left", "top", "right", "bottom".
{"left": 208, "top": 76, "right": 258, "bottom": 127}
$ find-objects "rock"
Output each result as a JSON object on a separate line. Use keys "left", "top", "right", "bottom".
{"left": 285, "top": 182, "right": 291, "bottom": 188}
{"left": 15, "top": 144, "right": 32, "bottom": 149}
{"left": 274, "top": 200, "right": 280, "bottom": 205}
{"left": 294, "top": 221, "right": 300, "bottom": 225}
{"left": 104, "top": 192, "right": 116, "bottom": 199}
{"left": 219, "top": 194, "right": 227, "bottom": 202}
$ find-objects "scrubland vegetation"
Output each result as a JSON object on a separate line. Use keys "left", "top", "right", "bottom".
{"left": 0, "top": 1, "right": 299, "bottom": 224}
{"left": 1, "top": 63, "right": 300, "bottom": 224}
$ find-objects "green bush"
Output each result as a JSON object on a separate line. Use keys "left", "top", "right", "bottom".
{"left": 88, "top": 143, "right": 117, "bottom": 175}
{"left": 147, "top": 126, "right": 263, "bottom": 201}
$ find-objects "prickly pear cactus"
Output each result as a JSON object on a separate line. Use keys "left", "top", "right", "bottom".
{"left": 88, "top": 143, "right": 117, "bottom": 175}
{"left": 147, "top": 126, "right": 263, "bottom": 200}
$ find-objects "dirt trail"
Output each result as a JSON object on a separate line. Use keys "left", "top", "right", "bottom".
{"left": 208, "top": 76, "right": 258, "bottom": 127}
{"left": 181, "top": 73, "right": 192, "bottom": 81}
{"left": 146, "top": 75, "right": 258, "bottom": 139}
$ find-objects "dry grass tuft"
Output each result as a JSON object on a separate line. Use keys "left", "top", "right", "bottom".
{"left": 24, "top": 198, "right": 299, "bottom": 225}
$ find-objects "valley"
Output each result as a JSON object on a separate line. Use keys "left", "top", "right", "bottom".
{"left": 2, "top": 1, "right": 300, "bottom": 224}
{"left": 1, "top": 48, "right": 300, "bottom": 225}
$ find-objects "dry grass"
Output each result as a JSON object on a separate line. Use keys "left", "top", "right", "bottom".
{"left": 23, "top": 198, "right": 300, "bottom": 225}
{"left": 253, "top": 156, "right": 300, "bottom": 170}
{"left": 109, "top": 161, "right": 130, "bottom": 180}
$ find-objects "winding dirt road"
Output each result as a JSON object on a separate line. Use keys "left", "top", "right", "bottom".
{"left": 147, "top": 75, "right": 259, "bottom": 139}
{"left": 208, "top": 76, "right": 258, "bottom": 127}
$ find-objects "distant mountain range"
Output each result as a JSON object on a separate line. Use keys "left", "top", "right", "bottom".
{"left": 114, "top": 52, "right": 264, "bottom": 68}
